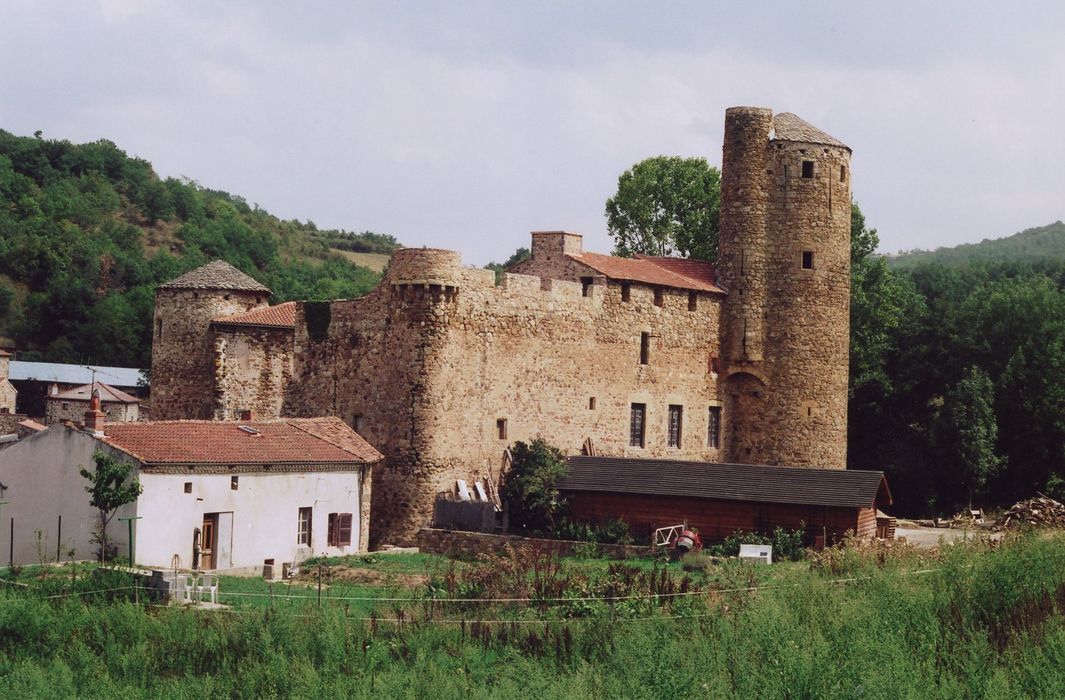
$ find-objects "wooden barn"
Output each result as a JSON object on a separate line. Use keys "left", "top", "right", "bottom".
{"left": 558, "top": 456, "right": 893, "bottom": 545}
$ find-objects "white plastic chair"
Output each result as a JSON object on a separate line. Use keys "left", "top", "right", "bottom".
{"left": 194, "top": 574, "right": 218, "bottom": 604}
{"left": 173, "top": 574, "right": 194, "bottom": 604}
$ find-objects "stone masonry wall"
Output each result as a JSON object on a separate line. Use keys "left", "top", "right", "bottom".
{"left": 716, "top": 107, "right": 851, "bottom": 469}
{"left": 212, "top": 326, "right": 293, "bottom": 420}
{"left": 151, "top": 289, "right": 266, "bottom": 420}
{"left": 0, "top": 354, "right": 15, "bottom": 414}
{"left": 284, "top": 248, "right": 725, "bottom": 546}
{"left": 46, "top": 399, "right": 138, "bottom": 425}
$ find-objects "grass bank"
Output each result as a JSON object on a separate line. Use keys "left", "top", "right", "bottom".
{"left": 0, "top": 533, "right": 1063, "bottom": 698}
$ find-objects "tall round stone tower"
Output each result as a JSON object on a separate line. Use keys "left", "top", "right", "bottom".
{"left": 151, "top": 261, "right": 271, "bottom": 420}
{"left": 716, "top": 107, "right": 852, "bottom": 468}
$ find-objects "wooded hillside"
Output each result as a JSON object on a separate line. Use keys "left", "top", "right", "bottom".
{"left": 0, "top": 130, "right": 400, "bottom": 368}
{"left": 888, "top": 221, "right": 1065, "bottom": 269}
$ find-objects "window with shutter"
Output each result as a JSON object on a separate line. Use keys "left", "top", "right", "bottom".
{"left": 338, "top": 513, "right": 353, "bottom": 546}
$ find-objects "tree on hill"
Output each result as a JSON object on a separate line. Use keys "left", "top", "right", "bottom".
{"left": 605, "top": 156, "right": 720, "bottom": 261}
{"left": 0, "top": 129, "right": 388, "bottom": 367}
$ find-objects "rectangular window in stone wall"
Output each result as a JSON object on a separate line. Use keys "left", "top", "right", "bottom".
{"left": 707, "top": 406, "right": 721, "bottom": 448}
{"left": 629, "top": 403, "right": 646, "bottom": 448}
{"left": 802, "top": 160, "right": 814, "bottom": 178}
{"left": 581, "top": 277, "right": 593, "bottom": 297}
{"left": 297, "top": 507, "right": 312, "bottom": 546}
{"left": 668, "top": 405, "right": 683, "bottom": 448}
{"left": 688, "top": 291, "right": 697, "bottom": 311}
{"left": 654, "top": 287, "right": 664, "bottom": 307}
{"left": 621, "top": 283, "right": 631, "bottom": 302}
{"left": 640, "top": 332, "right": 650, "bottom": 365}
{"left": 802, "top": 251, "right": 814, "bottom": 270}
{"left": 496, "top": 418, "right": 507, "bottom": 440}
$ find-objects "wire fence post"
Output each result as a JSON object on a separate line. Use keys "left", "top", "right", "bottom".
{"left": 317, "top": 564, "right": 322, "bottom": 608}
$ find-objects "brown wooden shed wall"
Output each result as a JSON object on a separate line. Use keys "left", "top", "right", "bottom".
{"left": 563, "top": 490, "right": 876, "bottom": 544}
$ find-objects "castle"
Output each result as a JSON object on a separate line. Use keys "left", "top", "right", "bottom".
{"left": 150, "top": 107, "right": 852, "bottom": 546}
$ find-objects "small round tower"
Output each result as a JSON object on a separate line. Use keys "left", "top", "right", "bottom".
{"left": 717, "top": 108, "right": 852, "bottom": 468}
{"left": 150, "top": 261, "right": 270, "bottom": 420}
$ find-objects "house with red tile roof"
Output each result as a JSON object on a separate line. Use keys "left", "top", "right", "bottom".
{"left": 0, "top": 402, "right": 381, "bottom": 571}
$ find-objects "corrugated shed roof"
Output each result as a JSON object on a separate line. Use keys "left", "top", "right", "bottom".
{"left": 558, "top": 456, "right": 890, "bottom": 509}
{"left": 772, "top": 113, "right": 849, "bottom": 149}
{"left": 50, "top": 382, "right": 140, "bottom": 404}
{"left": 158, "top": 260, "right": 271, "bottom": 293}
{"left": 100, "top": 417, "right": 382, "bottom": 465}
{"left": 9, "top": 361, "right": 143, "bottom": 387}
{"left": 568, "top": 252, "right": 725, "bottom": 293}
{"left": 213, "top": 301, "right": 296, "bottom": 329}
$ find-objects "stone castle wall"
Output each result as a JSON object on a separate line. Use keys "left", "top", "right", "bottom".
{"left": 284, "top": 248, "right": 726, "bottom": 545}
{"left": 212, "top": 326, "right": 293, "bottom": 421}
{"left": 151, "top": 289, "right": 267, "bottom": 420}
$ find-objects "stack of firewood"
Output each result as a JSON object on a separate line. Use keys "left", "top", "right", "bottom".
{"left": 996, "top": 494, "right": 1065, "bottom": 529}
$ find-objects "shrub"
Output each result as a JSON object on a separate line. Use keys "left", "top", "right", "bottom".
{"left": 704, "top": 525, "right": 807, "bottom": 561}
{"left": 500, "top": 438, "right": 568, "bottom": 534}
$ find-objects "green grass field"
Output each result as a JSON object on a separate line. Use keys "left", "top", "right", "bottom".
{"left": 1, "top": 533, "right": 1063, "bottom": 698}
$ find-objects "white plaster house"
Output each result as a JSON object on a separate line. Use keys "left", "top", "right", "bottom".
{"left": 0, "top": 405, "right": 380, "bottom": 572}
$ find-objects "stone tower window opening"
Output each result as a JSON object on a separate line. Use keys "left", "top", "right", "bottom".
{"left": 802, "top": 251, "right": 815, "bottom": 270}
{"left": 688, "top": 292, "right": 697, "bottom": 312}
{"left": 496, "top": 418, "right": 507, "bottom": 440}
{"left": 155, "top": 318, "right": 163, "bottom": 339}
{"left": 707, "top": 406, "right": 721, "bottom": 448}
{"left": 621, "top": 283, "right": 631, "bottom": 302}
{"left": 667, "top": 405, "right": 683, "bottom": 448}
{"left": 653, "top": 287, "right": 664, "bottom": 307}
{"left": 580, "top": 277, "right": 593, "bottom": 297}
{"left": 629, "top": 403, "right": 646, "bottom": 448}
{"left": 801, "top": 160, "right": 814, "bottom": 179}
{"left": 639, "top": 332, "right": 650, "bottom": 365}
{"left": 840, "top": 165, "right": 847, "bottom": 182}
{"left": 588, "top": 397, "right": 596, "bottom": 410}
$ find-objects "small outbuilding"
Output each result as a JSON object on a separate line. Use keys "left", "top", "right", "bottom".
{"left": 46, "top": 382, "right": 142, "bottom": 425}
{"left": 558, "top": 456, "right": 893, "bottom": 546}
{"left": 0, "top": 407, "right": 382, "bottom": 572}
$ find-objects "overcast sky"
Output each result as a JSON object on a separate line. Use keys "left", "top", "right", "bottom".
{"left": 2, "top": 1, "right": 1063, "bottom": 265}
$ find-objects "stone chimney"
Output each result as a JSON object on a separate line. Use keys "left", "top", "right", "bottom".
{"left": 0, "top": 349, "right": 9, "bottom": 380}
{"left": 84, "top": 388, "right": 106, "bottom": 437}
{"left": 530, "top": 231, "right": 583, "bottom": 261}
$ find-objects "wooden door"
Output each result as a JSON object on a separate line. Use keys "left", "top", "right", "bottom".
{"left": 201, "top": 514, "right": 218, "bottom": 570}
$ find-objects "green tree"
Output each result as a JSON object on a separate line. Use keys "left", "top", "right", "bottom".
{"left": 484, "top": 246, "right": 531, "bottom": 283}
{"left": 500, "top": 438, "right": 568, "bottom": 535}
{"left": 79, "top": 451, "right": 143, "bottom": 562}
{"left": 934, "top": 367, "right": 1004, "bottom": 508}
{"left": 605, "top": 156, "right": 720, "bottom": 260}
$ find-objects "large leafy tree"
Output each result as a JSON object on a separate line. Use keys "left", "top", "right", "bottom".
{"left": 500, "top": 438, "right": 568, "bottom": 535}
{"left": 605, "top": 156, "right": 720, "bottom": 261}
{"left": 80, "top": 451, "right": 143, "bottom": 562}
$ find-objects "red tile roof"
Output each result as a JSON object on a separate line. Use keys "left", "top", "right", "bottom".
{"left": 213, "top": 301, "right": 296, "bottom": 329}
{"left": 99, "top": 417, "right": 382, "bottom": 465}
{"left": 568, "top": 252, "right": 725, "bottom": 293}
{"left": 50, "top": 382, "right": 140, "bottom": 404}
